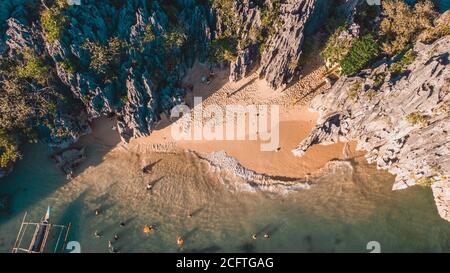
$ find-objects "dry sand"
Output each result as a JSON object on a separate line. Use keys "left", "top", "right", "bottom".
{"left": 130, "top": 62, "right": 362, "bottom": 178}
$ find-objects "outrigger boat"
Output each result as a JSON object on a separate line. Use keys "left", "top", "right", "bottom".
{"left": 11, "top": 206, "right": 71, "bottom": 253}
{"left": 28, "top": 206, "right": 51, "bottom": 253}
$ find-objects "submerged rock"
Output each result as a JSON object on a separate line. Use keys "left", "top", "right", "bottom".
{"left": 0, "top": 165, "right": 13, "bottom": 179}
{"left": 53, "top": 147, "right": 86, "bottom": 176}
{"left": 0, "top": 193, "right": 11, "bottom": 215}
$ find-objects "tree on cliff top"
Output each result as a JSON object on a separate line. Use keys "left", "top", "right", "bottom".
{"left": 0, "top": 130, "right": 19, "bottom": 169}
{"left": 380, "top": 0, "right": 438, "bottom": 55}
{"left": 83, "top": 37, "right": 123, "bottom": 77}
{"left": 340, "top": 34, "right": 380, "bottom": 75}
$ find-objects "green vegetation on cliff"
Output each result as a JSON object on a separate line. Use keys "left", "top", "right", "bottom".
{"left": 16, "top": 50, "right": 49, "bottom": 85}
{"left": 0, "top": 130, "right": 19, "bottom": 169}
{"left": 321, "top": 0, "right": 445, "bottom": 76}
{"left": 380, "top": 0, "right": 438, "bottom": 55}
{"left": 340, "top": 34, "right": 380, "bottom": 75}
{"left": 40, "top": 0, "right": 69, "bottom": 43}
{"left": 83, "top": 37, "right": 123, "bottom": 77}
{"left": 210, "top": 0, "right": 238, "bottom": 38}
{"left": 208, "top": 37, "right": 237, "bottom": 63}
{"left": 0, "top": 47, "right": 64, "bottom": 168}
{"left": 321, "top": 25, "right": 353, "bottom": 68}
{"left": 209, "top": 0, "right": 282, "bottom": 62}
{"left": 406, "top": 112, "right": 430, "bottom": 126}
{"left": 163, "top": 27, "right": 187, "bottom": 49}
{"left": 389, "top": 49, "right": 417, "bottom": 74}
{"left": 209, "top": 0, "right": 239, "bottom": 63}
{"left": 143, "top": 25, "right": 156, "bottom": 43}
{"left": 416, "top": 176, "right": 435, "bottom": 187}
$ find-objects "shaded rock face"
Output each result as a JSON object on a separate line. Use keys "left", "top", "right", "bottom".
{"left": 228, "top": 1, "right": 262, "bottom": 82}
{"left": 293, "top": 36, "right": 450, "bottom": 221}
{"left": 258, "top": 0, "right": 316, "bottom": 90}
{"left": 229, "top": 43, "right": 260, "bottom": 81}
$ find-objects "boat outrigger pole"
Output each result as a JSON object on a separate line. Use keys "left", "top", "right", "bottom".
{"left": 11, "top": 206, "right": 71, "bottom": 253}
{"left": 28, "top": 206, "right": 51, "bottom": 253}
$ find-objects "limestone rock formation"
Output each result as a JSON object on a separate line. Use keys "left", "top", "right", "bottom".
{"left": 258, "top": 0, "right": 316, "bottom": 90}
{"left": 228, "top": 1, "right": 262, "bottom": 82}
{"left": 293, "top": 36, "right": 450, "bottom": 221}
{"left": 224, "top": 0, "right": 317, "bottom": 89}
{"left": 1, "top": 0, "right": 212, "bottom": 144}
{"left": 225, "top": 0, "right": 358, "bottom": 90}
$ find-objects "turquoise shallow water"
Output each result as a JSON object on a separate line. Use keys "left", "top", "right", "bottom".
{"left": 405, "top": 0, "right": 450, "bottom": 12}
{"left": 1, "top": 142, "right": 450, "bottom": 253}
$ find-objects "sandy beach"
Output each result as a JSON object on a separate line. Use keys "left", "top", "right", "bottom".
{"left": 130, "top": 62, "right": 361, "bottom": 178}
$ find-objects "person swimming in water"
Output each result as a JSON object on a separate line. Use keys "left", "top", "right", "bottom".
{"left": 177, "top": 236, "right": 184, "bottom": 247}
{"left": 251, "top": 234, "right": 257, "bottom": 240}
{"left": 94, "top": 231, "right": 102, "bottom": 238}
{"left": 114, "top": 234, "right": 119, "bottom": 241}
{"left": 264, "top": 233, "right": 270, "bottom": 239}
{"left": 143, "top": 225, "right": 156, "bottom": 234}
{"left": 120, "top": 222, "right": 126, "bottom": 227}
{"left": 95, "top": 209, "right": 100, "bottom": 216}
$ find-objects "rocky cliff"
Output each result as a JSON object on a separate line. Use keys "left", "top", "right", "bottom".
{"left": 293, "top": 35, "right": 450, "bottom": 221}
{"left": 1, "top": 0, "right": 212, "bottom": 144}
{"left": 224, "top": 0, "right": 317, "bottom": 89}
{"left": 257, "top": 0, "right": 316, "bottom": 90}
{"left": 225, "top": 0, "right": 357, "bottom": 89}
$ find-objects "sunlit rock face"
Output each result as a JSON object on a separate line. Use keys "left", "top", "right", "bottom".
{"left": 293, "top": 35, "right": 450, "bottom": 221}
